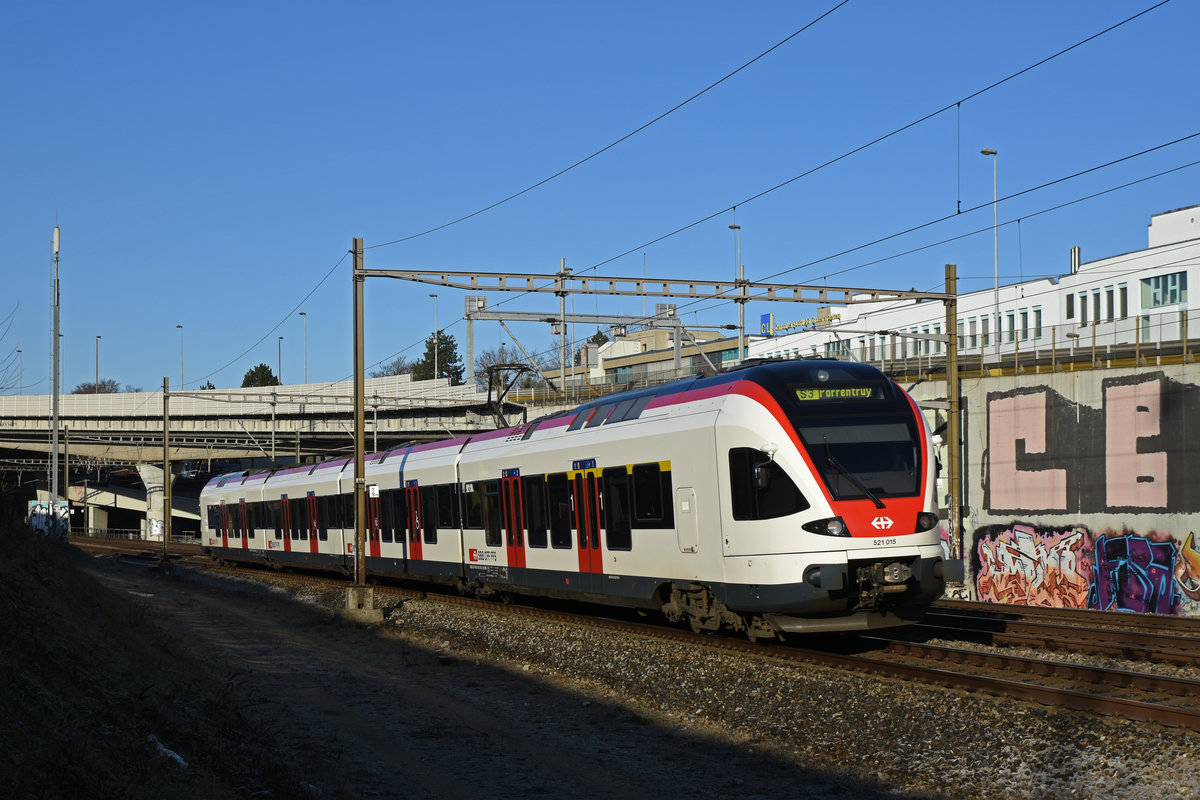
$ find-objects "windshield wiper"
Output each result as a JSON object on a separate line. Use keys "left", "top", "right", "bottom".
{"left": 824, "top": 438, "right": 885, "bottom": 509}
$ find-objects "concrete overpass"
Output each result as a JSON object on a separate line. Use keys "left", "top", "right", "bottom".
{"left": 0, "top": 373, "right": 552, "bottom": 469}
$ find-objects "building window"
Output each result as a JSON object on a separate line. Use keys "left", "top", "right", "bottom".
{"left": 933, "top": 324, "right": 941, "bottom": 354}
{"left": 981, "top": 316, "right": 990, "bottom": 348}
{"left": 1119, "top": 284, "right": 1128, "bottom": 319}
{"left": 968, "top": 319, "right": 977, "bottom": 349}
{"left": 1092, "top": 291, "right": 1101, "bottom": 325}
{"left": 1141, "top": 271, "right": 1188, "bottom": 308}
{"left": 1066, "top": 294, "right": 1074, "bottom": 319}
{"left": 1105, "top": 287, "right": 1114, "bottom": 321}
{"left": 1033, "top": 307, "right": 1042, "bottom": 339}
{"left": 1079, "top": 293, "right": 1088, "bottom": 326}
{"left": 1006, "top": 313, "right": 1015, "bottom": 343}
{"left": 1019, "top": 309, "right": 1029, "bottom": 341}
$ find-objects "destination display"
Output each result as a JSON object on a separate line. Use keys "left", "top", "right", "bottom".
{"left": 794, "top": 385, "right": 880, "bottom": 402}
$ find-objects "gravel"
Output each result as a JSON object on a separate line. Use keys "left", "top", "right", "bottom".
{"left": 264, "top": 577, "right": 1200, "bottom": 800}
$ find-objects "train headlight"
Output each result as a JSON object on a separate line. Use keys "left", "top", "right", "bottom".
{"left": 915, "top": 512, "right": 938, "bottom": 532}
{"left": 801, "top": 517, "right": 849, "bottom": 537}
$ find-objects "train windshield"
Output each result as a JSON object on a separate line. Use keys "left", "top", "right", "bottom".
{"left": 755, "top": 363, "right": 922, "bottom": 502}
{"left": 792, "top": 418, "right": 920, "bottom": 502}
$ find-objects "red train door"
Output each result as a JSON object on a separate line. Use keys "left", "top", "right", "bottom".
{"left": 280, "top": 495, "right": 293, "bottom": 553}
{"left": 306, "top": 492, "right": 320, "bottom": 554}
{"left": 405, "top": 483, "right": 423, "bottom": 562}
{"left": 367, "top": 487, "right": 382, "bottom": 558}
{"left": 501, "top": 472, "right": 526, "bottom": 570}
{"left": 572, "top": 471, "right": 603, "bottom": 576}
{"left": 238, "top": 501, "right": 249, "bottom": 550}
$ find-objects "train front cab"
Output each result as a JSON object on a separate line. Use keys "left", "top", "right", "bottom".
{"left": 712, "top": 361, "right": 963, "bottom": 634}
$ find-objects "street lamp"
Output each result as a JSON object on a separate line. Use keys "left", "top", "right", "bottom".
{"left": 95, "top": 335, "right": 101, "bottom": 390}
{"left": 299, "top": 311, "right": 308, "bottom": 384}
{"left": 176, "top": 325, "right": 183, "bottom": 389}
{"left": 981, "top": 148, "right": 999, "bottom": 358}
{"left": 277, "top": 336, "right": 284, "bottom": 384}
{"left": 429, "top": 293, "right": 438, "bottom": 380}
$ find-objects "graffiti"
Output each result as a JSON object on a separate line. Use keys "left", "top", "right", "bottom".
{"left": 975, "top": 524, "right": 1093, "bottom": 607}
{"left": 973, "top": 522, "right": 1183, "bottom": 614}
{"left": 986, "top": 372, "right": 1200, "bottom": 514}
{"left": 1090, "top": 532, "right": 1177, "bottom": 614}
{"left": 27, "top": 501, "right": 69, "bottom": 539}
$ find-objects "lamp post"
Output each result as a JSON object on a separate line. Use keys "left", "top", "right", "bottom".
{"left": 95, "top": 335, "right": 101, "bottom": 390}
{"left": 16, "top": 349, "right": 21, "bottom": 394}
{"left": 176, "top": 325, "right": 183, "bottom": 388}
{"left": 299, "top": 311, "right": 307, "bottom": 384}
{"left": 981, "top": 148, "right": 999, "bottom": 358}
{"left": 429, "top": 293, "right": 438, "bottom": 380}
{"left": 277, "top": 336, "right": 284, "bottom": 384}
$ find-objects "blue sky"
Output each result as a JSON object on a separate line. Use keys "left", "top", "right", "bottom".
{"left": 2, "top": 0, "right": 1196, "bottom": 394}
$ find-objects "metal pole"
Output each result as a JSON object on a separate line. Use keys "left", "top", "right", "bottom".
{"left": 277, "top": 336, "right": 284, "bottom": 384}
{"left": 300, "top": 311, "right": 307, "bottom": 383}
{"left": 429, "top": 294, "right": 438, "bottom": 380}
{"left": 981, "top": 149, "right": 999, "bottom": 361}
{"left": 162, "top": 377, "right": 172, "bottom": 566}
{"left": 352, "top": 238, "right": 367, "bottom": 587}
{"left": 95, "top": 335, "right": 100, "bottom": 389}
{"left": 558, "top": 259, "right": 568, "bottom": 393}
{"left": 177, "top": 325, "right": 183, "bottom": 388}
{"left": 17, "top": 349, "right": 21, "bottom": 394}
{"left": 730, "top": 223, "right": 743, "bottom": 362}
{"left": 51, "top": 226, "right": 60, "bottom": 502}
{"left": 944, "top": 264, "right": 962, "bottom": 562}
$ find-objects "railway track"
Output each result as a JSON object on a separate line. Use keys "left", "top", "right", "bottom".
{"left": 71, "top": 535, "right": 1200, "bottom": 731}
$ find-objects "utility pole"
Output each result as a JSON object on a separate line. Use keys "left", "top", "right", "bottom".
{"left": 162, "top": 377, "right": 172, "bottom": 569}
{"left": 944, "top": 264, "right": 962, "bottom": 560}
{"left": 352, "top": 238, "right": 366, "bottom": 587}
{"left": 50, "top": 225, "right": 61, "bottom": 502}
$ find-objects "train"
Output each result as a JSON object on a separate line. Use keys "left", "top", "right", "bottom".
{"left": 199, "top": 359, "right": 962, "bottom": 639}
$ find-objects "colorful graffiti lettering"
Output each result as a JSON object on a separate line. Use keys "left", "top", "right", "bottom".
{"left": 973, "top": 523, "right": 1183, "bottom": 615}
{"left": 975, "top": 524, "right": 1092, "bottom": 607}
{"left": 1090, "top": 533, "right": 1177, "bottom": 614}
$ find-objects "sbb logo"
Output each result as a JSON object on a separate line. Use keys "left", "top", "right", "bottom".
{"left": 870, "top": 516, "right": 894, "bottom": 530}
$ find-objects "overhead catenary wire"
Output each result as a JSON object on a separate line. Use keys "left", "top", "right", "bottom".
{"left": 365, "top": 1, "right": 851, "bottom": 251}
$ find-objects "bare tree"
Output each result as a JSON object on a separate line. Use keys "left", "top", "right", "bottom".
{"left": 370, "top": 356, "right": 412, "bottom": 378}
{"left": 0, "top": 304, "right": 19, "bottom": 394}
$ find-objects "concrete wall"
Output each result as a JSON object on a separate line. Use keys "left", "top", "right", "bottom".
{"left": 913, "top": 362, "right": 1200, "bottom": 615}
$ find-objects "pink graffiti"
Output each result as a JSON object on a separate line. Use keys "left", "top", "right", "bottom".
{"left": 976, "top": 523, "right": 1092, "bottom": 607}
{"left": 988, "top": 393, "right": 1067, "bottom": 511}
{"left": 1105, "top": 381, "right": 1167, "bottom": 508}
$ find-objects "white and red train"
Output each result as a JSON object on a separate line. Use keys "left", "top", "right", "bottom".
{"left": 200, "top": 360, "right": 961, "bottom": 638}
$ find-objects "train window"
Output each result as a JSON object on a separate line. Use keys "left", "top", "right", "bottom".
{"left": 632, "top": 462, "right": 673, "bottom": 528}
{"left": 436, "top": 484, "right": 458, "bottom": 528}
{"left": 341, "top": 493, "right": 354, "bottom": 528}
{"left": 245, "top": 503, "right": 258, "bottom": 539}
{"left": 205, "top": 504, "right": 219, "bottom": 533}
{"left": 602, "top": 467, "right": 632, "bottom": 551}
{"left": 288, "top": 498, "right": 302, "bottom": 539}
{"left": 621, "top": 395, "right": 654, "bottom": 422}
{"left": 585, "top": 404, "right": 617, "bottom": 428}
{"left": 728, "top": 448, "right": 810, "bottom": 521}
{"left": 481, "top": 480, "right": 502, "bottom": 547}
{"left": 312, "top": 495, "right": 329, "bottom": 541}
{"left": 605, "top": 398, "right": 636, "bottom": 424}
{"left": 265, "top": 500, "right": 281, "bottom": 538}
{"left": 546, "top": 473, "right": 573, "bottom": 548}
{"left": 421, "top": 486, "right": 438, "bottom": 544}
{"left": 567, "top": 410, "right": 595, "bottom": 432}
{"left": 523, "top": 475, "right": 548, "bottom": 548}
{"left": 461, "top": 484, "right": 482, "bottom": 529}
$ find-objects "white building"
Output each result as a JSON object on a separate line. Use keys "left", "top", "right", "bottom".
{"left": 748, "top": 205, "right": 1198, "bottom": 365}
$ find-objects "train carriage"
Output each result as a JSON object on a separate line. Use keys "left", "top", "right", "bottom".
{"left": 200, "top": 360, "right": 962, "bottom": 638}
